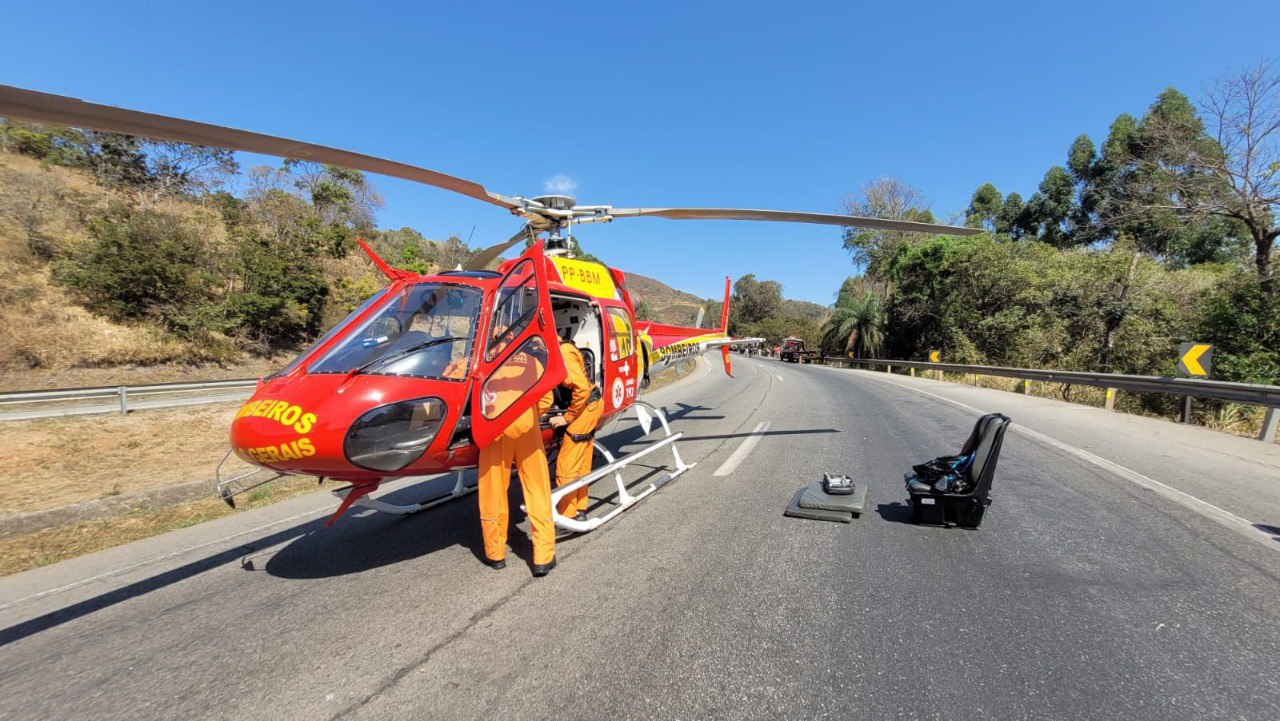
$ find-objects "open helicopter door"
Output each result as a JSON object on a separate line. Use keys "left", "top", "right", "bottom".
{"left": 470, "top": 241, "right": 567, "bottom": 449}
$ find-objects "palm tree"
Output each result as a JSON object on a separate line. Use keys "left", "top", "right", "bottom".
{"left": 822, "top": 288, "right": 886, "bottom": 358}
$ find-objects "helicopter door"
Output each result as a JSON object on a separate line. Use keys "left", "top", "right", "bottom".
{"left": 470, "top": 242, "right": 567, "bottom": 449}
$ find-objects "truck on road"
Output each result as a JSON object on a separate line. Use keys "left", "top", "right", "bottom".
{"left": 779, "top": 337, "right": 816, "bottom": 363}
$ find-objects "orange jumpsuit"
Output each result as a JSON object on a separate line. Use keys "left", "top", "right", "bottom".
{"left": 477, "top": 349, "right": 556, "bottom": 566}
{"left": 555, "top": 342, "right": 603, "bottom": 518}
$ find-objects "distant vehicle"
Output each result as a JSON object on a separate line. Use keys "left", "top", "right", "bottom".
{"left": 779, "top": 337, "right": 816, "bottom": 363}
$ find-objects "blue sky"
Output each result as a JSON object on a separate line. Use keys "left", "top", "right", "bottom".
{"left": 4, "top": 1, "right": 1277, "bottom": 303}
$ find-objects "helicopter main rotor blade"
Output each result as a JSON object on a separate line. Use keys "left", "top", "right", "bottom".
{"left": 463, "top": 226, "right": 531, "bottom": 271}
{"left": 605, "top": 207, "right": 981, "bottom": 235}
{"left": 0, "top": 84, "right": 524, "bottom": 214}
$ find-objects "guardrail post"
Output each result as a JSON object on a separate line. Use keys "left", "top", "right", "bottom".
{"left": 1023, "top": 380, "right": 1031, "bottom": 395}
{"left": 886, "top": 365, "right": 892, "bottom": 374}
{"left": 1104, "top": 388, "right": 1116, "bottom": 411}
{"left": 1261, "top": 408, "right": 1279, "bottom": 443}
{"left": 1182, "top": 396, "right": 1192, "bottom": 424}
{"left": 117, "top": 386, "right": 128, "bottom": 415}
{"left": 909, "top": 368, "right": 915, "bottom": 377}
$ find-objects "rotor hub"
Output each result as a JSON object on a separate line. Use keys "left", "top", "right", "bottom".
{"left": 531, "top": 195, "right": 576, "bottom": 212}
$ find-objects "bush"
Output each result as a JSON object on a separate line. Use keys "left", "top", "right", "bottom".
{"left": 1198, "top": 275, "right": 1280, "bottom": 385}
{"left": 59, "top": 207, "right": 218, "bottom": 336}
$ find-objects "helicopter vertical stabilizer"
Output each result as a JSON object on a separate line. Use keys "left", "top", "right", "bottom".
{"left": 719, "top": 276, "right": 731, "bottom": 332}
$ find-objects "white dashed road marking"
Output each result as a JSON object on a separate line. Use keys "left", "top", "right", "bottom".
{"left": 714, "top": 421, "right": 771, "bottom": 477}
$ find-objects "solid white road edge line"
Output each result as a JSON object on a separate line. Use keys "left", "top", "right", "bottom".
{"left": 714, "top": 421, "right": 771, "bottom": 477}
{"left": 838, "top": 368, "right": 1278, "bottom": 550}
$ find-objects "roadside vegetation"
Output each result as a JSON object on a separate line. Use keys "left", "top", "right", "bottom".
{"left": 817, "top": 62, "right": 1278, "bottom": 427}
{"left": 0, "top": 125, "right": 767, "bottom": 386}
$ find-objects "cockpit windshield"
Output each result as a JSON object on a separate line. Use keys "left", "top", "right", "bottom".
{"left": 308, "top": 283, "right": 482, "bottom": 381}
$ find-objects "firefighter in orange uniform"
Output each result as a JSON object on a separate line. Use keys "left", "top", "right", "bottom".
{"left": 476, "top": 338, "right": 558, "bottom": 576}
{"left": 548, "top": 340, "right": 603, "bottom": 521}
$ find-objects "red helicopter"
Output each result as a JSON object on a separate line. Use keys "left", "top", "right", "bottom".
{"left": 0, "top": 85, "right": 980, "bottom": 533}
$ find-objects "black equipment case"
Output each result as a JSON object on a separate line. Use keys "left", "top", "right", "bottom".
{"left": 905, "top": 413, "right": 1011, "bottom": 528}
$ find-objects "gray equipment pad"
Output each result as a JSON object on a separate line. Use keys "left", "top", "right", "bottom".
{"left": 798, "top": 481, "right": 867, "bottom": 516}
{"left": 784, "top": 488, "right": 852, "bottom": 523}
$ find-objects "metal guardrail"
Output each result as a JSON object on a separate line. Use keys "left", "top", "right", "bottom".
{"left": 821, "top": 357, "right": 1280, "bottom": 442}
{"left": 0, "top": 378, "right": 258, "bottom": 419}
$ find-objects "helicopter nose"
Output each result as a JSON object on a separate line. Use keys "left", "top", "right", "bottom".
{"left": 230, "top": 397, "right": 321, "bottom": 466}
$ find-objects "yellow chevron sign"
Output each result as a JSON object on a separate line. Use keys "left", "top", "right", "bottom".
{"left": 928, "top": 350, "right": 941, "bottom": 363}
{"left": 1178, "top": 343, "right": 1213, "bottom": 378}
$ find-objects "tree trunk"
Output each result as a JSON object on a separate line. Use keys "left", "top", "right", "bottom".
{"left": 1098, "top": 250, "right": 1141, "bottom": 372}
{"left": 1256, "top": 228, "right": 1276, "bottom": 296}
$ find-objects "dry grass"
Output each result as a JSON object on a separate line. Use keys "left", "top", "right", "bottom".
{"left": 0, "top": 153, "right": 246, "bottom": 374}
{"left": 0, "top": 352, "right": 294, "bottom": 393}
{"left": 1202, "top": 403, "right": 1267, "bottom": 438}
{"left": 0, "top": 475, "right": 327, "bottom": 577}
{"left": 0, "top": 264, "right": 208, "bottom": 370}
{"left": 0, "top": 401, "right": 257, "bottom": 514}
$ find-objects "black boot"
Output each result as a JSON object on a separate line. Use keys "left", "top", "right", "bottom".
{"left": 480, "top": 556, "right": 506, "bottom": 570}
{"left": 531, "top": 555, "right": 557, "bottom": 577}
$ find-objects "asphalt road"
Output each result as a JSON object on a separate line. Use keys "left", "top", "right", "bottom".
{"left": 2, "top": 357, "right": 1278, "bottom": 720}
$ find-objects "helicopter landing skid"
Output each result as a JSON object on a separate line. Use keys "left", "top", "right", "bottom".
{"left": 214, "top": 449, "right": 294, "bottom": 509}
{"left": 330, "top": 469, "right": 476, "bottom": 517}
{"left": 551, "top": 401, "right": 693, "bottom": 534}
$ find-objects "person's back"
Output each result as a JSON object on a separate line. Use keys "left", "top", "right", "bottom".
{"left": 549, "top": 340, "right": 604, "bottom": 521}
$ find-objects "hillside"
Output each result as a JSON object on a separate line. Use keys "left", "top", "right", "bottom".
{"left": 0, "top": 121, "right": 834, "bottom": 391}
{"left": 0, "top": 148, "right": 472, "bottom": 388}
{"left": 1, "top": 145, "right": 810, "bottom": 390}
{"left": 781, "top": 298, "right": 829, "bottom": 321}
{"left": 623, "top": 272, "right": 710, "bottom": 326}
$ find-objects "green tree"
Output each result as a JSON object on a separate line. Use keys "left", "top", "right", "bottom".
{"left": 730, "top": 274, "right": 784, "bottom": 330}
{"left": 821, "top": 279, "right": 886, "bottom": 357}
{"left": 965, "top": 183, "right": 1003, "bottom": 230}
{"left": 1136, "top": 65, "right": 1280, "bottom": 292}
{"left": 995, "top": 192, "right": 1032, "bottom": 238}
{"left": 1025, "top": 166, "right": 1078, "bottom": 247}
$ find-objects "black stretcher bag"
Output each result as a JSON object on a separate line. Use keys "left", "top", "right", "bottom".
{"left": 905, "top": 413, "right": 1011, "bottom": 529}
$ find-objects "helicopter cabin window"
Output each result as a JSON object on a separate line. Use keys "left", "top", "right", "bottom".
{"left": 606, "top": 307, "right": 634, "bottom": 361}
{"left": 270, "top": 287, "right": 390, "bottom": 380}
{"left": 486, "top": 259, "right": 540, "bottom": 363}
{"left": 307, "top": 283, "right": 482, "bottom": 380}
{"left": 480, "top": 335, "right": 549, "bottom": 420}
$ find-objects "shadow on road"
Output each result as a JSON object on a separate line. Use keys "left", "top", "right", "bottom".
{"left": 597, "top": 402, "right": 723, "bottom": 449}
{"left": 0, "top": 400, "right": 732, "bottom": 646}
{"left": 264, "top": 480, "right": 488, "bottom": 580}
{"left": 1253, "top": 523, "right": 1280, "bottom": 541}
{"left": 875, "top": 501, "right": 916, "bottom": 525}
{"left": 0, "top": 517, "right": 323, "bottom": 647}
